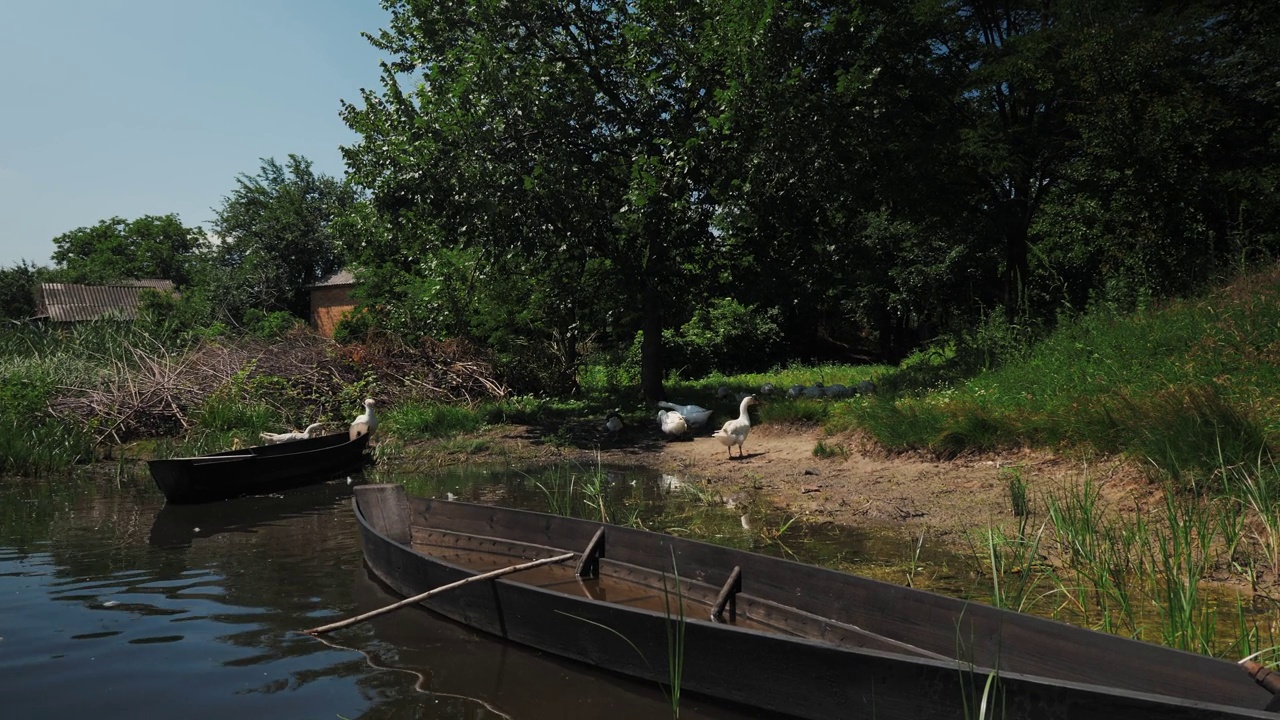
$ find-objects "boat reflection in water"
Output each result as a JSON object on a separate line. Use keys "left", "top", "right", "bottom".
{"left": 148, "top": 479, "right": 361, "bottom": 549}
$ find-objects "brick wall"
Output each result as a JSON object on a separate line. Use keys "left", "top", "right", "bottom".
{"left": 310, "top": 285, "right": 355, "bottom": 337}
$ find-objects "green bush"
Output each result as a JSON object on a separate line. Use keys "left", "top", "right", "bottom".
{"left": 333, "top": 308, "right": 375, "bottom": 344}
{"left": 663, "top": 298, "right": 783, "bottom": 379}
{"left": 242, "top": 309, "right": 302, "bottom": 338}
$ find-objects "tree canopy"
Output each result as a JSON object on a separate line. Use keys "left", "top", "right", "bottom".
{"left": 49, "top": 214, "right": 208, "bottom": 286}
{"left": 339, "top": 0, "right": 1280, "bottom": 396}
{"left": 210, "top": 155, "right": 362, "bottom": 321}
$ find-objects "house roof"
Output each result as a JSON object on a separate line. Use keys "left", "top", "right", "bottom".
{"left": 311, "top": 269, "right": 356, "bottom": 288}
{"left": 34, "top": 280, "right": 176, "bottom": 322}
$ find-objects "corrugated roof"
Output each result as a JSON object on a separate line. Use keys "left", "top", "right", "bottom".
{"left": 35, "top": 280, "right": 176, "bottom": 322}
{"left": 312, "top": 269, "right": 356, "bottom": 288}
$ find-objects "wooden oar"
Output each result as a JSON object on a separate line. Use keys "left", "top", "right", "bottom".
{"left": 304, "top": 552, "right": 576, "bottom": 635}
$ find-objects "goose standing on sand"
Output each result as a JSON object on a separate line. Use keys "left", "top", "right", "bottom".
{"left": 658, "top": 409, "right": 688, "bottom": 438}
{"left": 349, "top": 398, "right": 379, "bottom": 440}
{"left": 260, "top": 422, "right": 324, "bottom": 445}
{"left": 712, "top": 395, "right": 758, "bottom": 459}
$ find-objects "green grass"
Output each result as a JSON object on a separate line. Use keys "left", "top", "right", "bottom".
{"left": 760, "top": 399, "right": 829, "bottom": 425}
{"left": 195, "top": 393, "right": 279, "bottom": 433}
{"left": 382, "top": 401, "right": 486, "bottom": 439}
{"left": 0, "top": 421, "right": 95, "bottom": 476}
{"left": 975, "top": 469, "right": 1280, "bottom": 659}
{"left": 813, "top": 439, "right": 849, "bottom": 460}
{"left": 1003, "top": 465, "right": 1029, "bottom": 517}
{"left": 837, "top": 266, "right": 1280, "bottom": 495}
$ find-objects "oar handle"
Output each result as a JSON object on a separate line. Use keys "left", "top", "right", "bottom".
{"left": 305, "top": 551, "right": 576, "bottom": 635}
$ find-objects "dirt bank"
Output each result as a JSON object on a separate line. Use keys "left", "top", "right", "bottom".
{"left": 399, "top": 421, "right": 1153, "bottom": 552}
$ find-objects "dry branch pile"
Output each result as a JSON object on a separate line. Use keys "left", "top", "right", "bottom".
{"left": 49, "top": 330, "right": 507, "bottom": 443}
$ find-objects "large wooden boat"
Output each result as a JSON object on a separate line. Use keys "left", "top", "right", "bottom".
{"left": 149, "top": 432, "right": 370, "bottom": 504}
{"left": 353, "top": 483, "right": 1280, "bottom": 720}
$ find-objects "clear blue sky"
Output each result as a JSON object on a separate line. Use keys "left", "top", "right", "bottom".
{"left": 0, "top": 0, "right": 391, "bottom": 267}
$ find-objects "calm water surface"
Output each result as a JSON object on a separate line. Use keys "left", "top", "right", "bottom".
{"left": 7, "top": 457, "right": 1275, "bottom": 718}
{"left": 1, "top": 465, "right": 794, "bottom": 720}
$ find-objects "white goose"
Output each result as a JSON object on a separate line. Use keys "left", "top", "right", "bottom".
{"left": 712, "top": 395, "right": 758, "bottom": 459}
{"left": 658, "top": 409, "right": 689, "bottom": 437}
{"left": 657, "top": 401, "right": 713, "bottom": 429}
{"left": 349, "top": 398, "right": 379, "bottom": 440}
{"left": 260, "top": 422, "right": 324, "bottom": 445}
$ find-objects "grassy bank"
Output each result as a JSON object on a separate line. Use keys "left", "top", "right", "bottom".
{"left": 841, "top": 267, "right": 1280, "bottom": 478}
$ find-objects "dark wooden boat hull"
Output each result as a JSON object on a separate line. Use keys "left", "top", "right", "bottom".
{"left": 353, "top": 484, "right": 1276, "bottom": 720}
{"left": 149, "top": 432, "right": 370, "bottom": 504}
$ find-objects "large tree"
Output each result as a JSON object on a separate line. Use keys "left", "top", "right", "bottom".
{"left": 50, "top": 214, "right": 208, "bottom": 286}
{"left": 210, "top": 155, "right": 361, "bottom": 320}
{"left": 705, "top": 0, "right": 988, "bottom": 362}
{"left": 342, "top": 0, "right": 721, "bottom": 400}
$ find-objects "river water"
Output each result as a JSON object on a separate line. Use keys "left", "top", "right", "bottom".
{"left": 7, "top": 461, "right": 959, "bottom": 720}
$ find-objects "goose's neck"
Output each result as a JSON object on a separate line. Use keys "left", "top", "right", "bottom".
{"left": 737, "top": 399, "right": 753, "bottom": 421}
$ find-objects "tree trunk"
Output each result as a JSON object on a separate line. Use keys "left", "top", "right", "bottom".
{"left": 1003, "top": 196, "right": 1031, "bottom": 319}
{"left": 639, "top": 279, "right": 665, "bottom": 402}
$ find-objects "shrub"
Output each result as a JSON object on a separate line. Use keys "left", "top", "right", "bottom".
{"left": 664, "top": 298, "right": 783, "bottom": 379}
{"left": 242, "top": 309, "right": 302, "bottom": 338}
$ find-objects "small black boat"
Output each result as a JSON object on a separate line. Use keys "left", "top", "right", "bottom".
{"left": 149, "top": 431, "right": 371, "bottom": 504}
{"left": 353, "top": 483, "right": 1279, "bottom": 720}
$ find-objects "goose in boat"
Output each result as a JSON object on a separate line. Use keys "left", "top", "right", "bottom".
{"left": 657, "top": 401, "right": 713, "bottom": 429}
{"left": 712, "top": 395, "right": 758, "bottom": 459}
{"left": 260, "top": 422, "right": 324, "bottom": 445}
{"left": 349, "top": 398, "right": 379, "bottom": 440}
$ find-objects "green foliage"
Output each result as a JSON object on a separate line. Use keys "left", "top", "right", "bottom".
{"left": 0, "top": 350, "right": 93, "bottom": 475}
{"left": 340, "top": 0, "right": 1280, "bottom": 396}
{"left": 194, "top": 362, "right": 282, "bottom": 433}
{"left": 0, "top": 262, "right": 39, "bottom": 321}
{"left": 759, "top": 399, "right": 828, "bottom": 426}
{"left": 332, "top": 307, "right": 375, "bottom": 344}
{"left": 195, "top": 393, "right": 277, "bottom": 433}
{"left": 50, "top": 214, "right": 209, "bottom": 286}
{"left": 844, "top": 267, "right": 1280, "bottom": 485}
{"left": 383, "top": 402, "right": 484, "bottom": 440}
{"left": 209, "top": 155, "right": 359, "bottom": 320}
{"left": 478, "top": 396, "right": 551, "bottom": 426}
{"left": 342, "top": 0, "right": 728, "bottom": 400}
{"left": 241, "top": 309, "right": 302, "bottom": 339}
{"left": 664, "top": 298, "right": 783, "bottom": 379}
{"left": 0, "top": 421, "right": 93, "bottom": 477}
{"left": 0, "top": 373, "right": 54, "bottom": 424}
